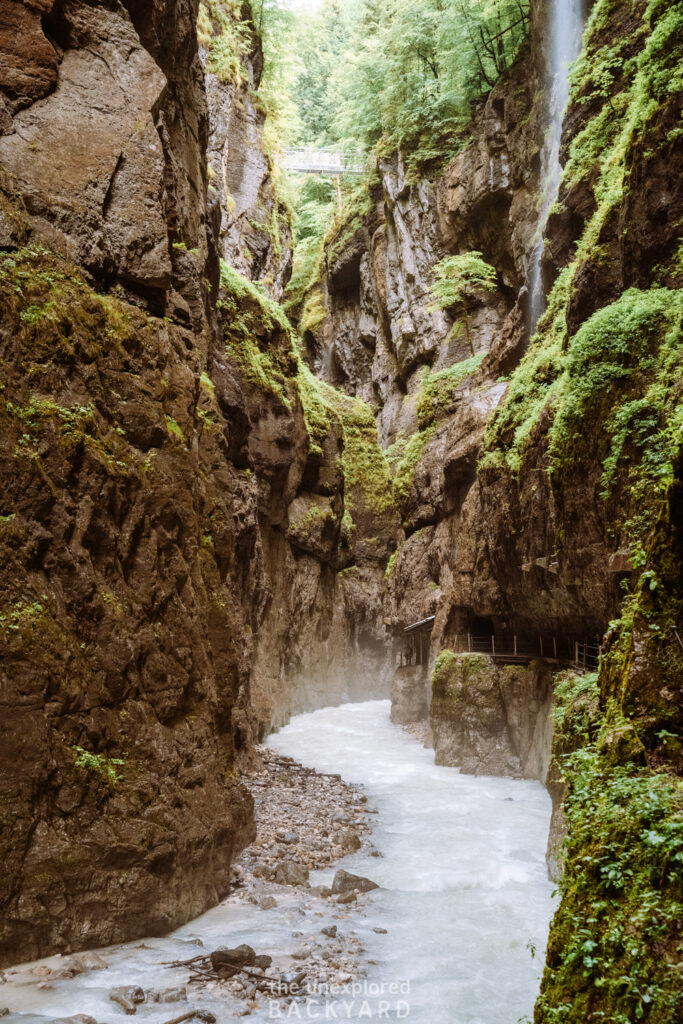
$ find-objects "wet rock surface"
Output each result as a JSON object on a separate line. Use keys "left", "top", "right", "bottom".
{"left": 430, "top": 654, "right": 554, "bottom": 780}
{"left": 0, "top": 748, "right": 381, "bottom": 1020}
{"left": 0, "top": 0, "right": 391, "bottom": 967}
{"left": 182, "top": 747, "right": 382, "bottom": 1011}
{"left": 143, "top": 749, "right": 382, "bottom": 1015}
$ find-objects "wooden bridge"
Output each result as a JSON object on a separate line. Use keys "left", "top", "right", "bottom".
{"left": 282, "top": 148, "right": 366, "bottom": 176}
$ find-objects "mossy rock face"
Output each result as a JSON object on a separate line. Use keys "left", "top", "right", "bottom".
{"left": 536, "top": 463, "right": 683, "bottom": 1022}
{"left": 0, "top": 247, "right": 257, "bottom": 966}
{"left": 286, "top": 493, "right": 342, "bottom": 563}
{"left": 430, "top": 651, "right": 555, "bottom": 780}
{"left": 431, "top": 653, "right": 517, "bottom": 776}
{"left": 0, "top": 170, "right": 31, "bottom": 248}
{"left": 500, "top": 3, "right": 683, "bottom": 1013}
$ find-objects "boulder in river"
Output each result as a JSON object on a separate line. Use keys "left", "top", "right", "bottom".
{"left": 309, "top": 885, "right": 331, "bottom": 897}
{"left": 211, "top": 944, "right": 256, "bottom": 976}
{"left": 109, "top": 985, "right": 145, "bottom": 1013}
{"left": 331, "top": 869, "right": 379, "bottom": 894}
{"left": 148, "top": 985, "right": 187, "bottom": 1003}
{"left": 73, "top": 952, "right": 108, "bottom": 973}
{"left": 336, "top": 892, "right": 357, "bottom": 904}
{"left": 274, "top": 860, "right": 310, "bottom": 887}
{"left": 339, "top": 829, "right": 361, "bottom": 854}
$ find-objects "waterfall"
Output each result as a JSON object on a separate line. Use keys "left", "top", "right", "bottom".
{"left": 528, "top": 0, "right": 587, "bottom": 333}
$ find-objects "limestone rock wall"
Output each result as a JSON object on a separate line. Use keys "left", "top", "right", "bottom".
{"left": 0, "top": 0, "right": 258, "bottom": 964}
{"left": 201, "top": 3, "right": 292, "bottom": 300}
{"left": 302, "top": 41, "right": 543, "bottom": 448}
{"left": 0, "top": 0, "right": 392, "bottom": 967}
{"left": 300, "top": 33, "right": 551, "bottom": 674}
{"left": 430, "top": 653, "right": 554, "bottom": 781}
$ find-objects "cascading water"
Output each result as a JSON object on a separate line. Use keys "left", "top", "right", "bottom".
{"left": 528, "top": 0, "right": 587, "bottom": 333}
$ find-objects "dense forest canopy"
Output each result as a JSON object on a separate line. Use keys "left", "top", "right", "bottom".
{"left": 262, "top": 0, "right": 530, "bottom": 160}
{"left": 299, "top": 0, "right": 529, "bottom": 159}
{"left": 235, "top": 0, "right": 532, "bottom": 314}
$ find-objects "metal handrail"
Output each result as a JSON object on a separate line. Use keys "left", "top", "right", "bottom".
{"left": 451, "top": 634, "right": 601, "bottom": 670}
{"left": 282, "top": 148, "right": 366, "bottom": 175}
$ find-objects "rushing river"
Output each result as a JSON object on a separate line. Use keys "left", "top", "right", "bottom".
{"left": 2, "top": 700, "right": 555, "bottom": 1024}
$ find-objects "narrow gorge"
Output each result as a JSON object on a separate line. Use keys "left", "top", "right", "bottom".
{"left": 0, "top": 1, "right": 680, "bottom": 1023}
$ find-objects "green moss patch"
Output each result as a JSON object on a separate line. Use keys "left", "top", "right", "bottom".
{"left": 417, "top": 352, "right": 486, "bottom": 429}
{"left": 539, "top": 697, "right": 683, "bottom": 1024}
{"left": 73, "top": 746, "right": 125, "bottom": 787}
{"left": 387, "top": 427, "right": 436, "bottom": 517}
{"left": 219, "top": 260, "right": 298, "bottom": 407}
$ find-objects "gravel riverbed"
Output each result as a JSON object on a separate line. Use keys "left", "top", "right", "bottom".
{"left": 0, "top": 746, "right": 382, "bottom": 1023}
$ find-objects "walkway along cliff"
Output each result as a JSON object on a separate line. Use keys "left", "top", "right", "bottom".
{"left": 0, "top": 0, "right": 681, "bottom": 1021}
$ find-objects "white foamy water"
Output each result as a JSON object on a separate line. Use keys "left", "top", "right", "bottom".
{"left": 1, "top": 700, "right": 554, "bottom": 1024}
{"left": 268, "top": 701, "right": 555, "bottom": 1023}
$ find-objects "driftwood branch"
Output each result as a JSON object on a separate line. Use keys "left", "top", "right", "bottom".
{"left": 163, "top": 952, "right": 306, "bottom": 999}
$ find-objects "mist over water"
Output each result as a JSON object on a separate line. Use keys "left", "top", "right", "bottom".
{"left": 528, "top": 0, "right": 587, "bottom": 332}
{"left": 1, "top": 702, "right": 554, "bottom": 1024}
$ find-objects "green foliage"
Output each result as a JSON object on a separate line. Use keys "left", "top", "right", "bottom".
{"left": 296, "top": 360, "right": 335, "bottom": 457}
{"left": 295, "top": 363, "right": 398, "bottom": 552}
{"left": 199, "top": 0, "right": 252, "bottom": 84}
{"left": 219, "top": 260, "right": 297, "bottom": 406}
{"left": 384, "top": 545, "right": 401, "bottom": 580}
{"left": 289, "top": 0, "right": 360, "bottom": 148}
{"left": 284, "top": 177, "right": 335, "bottom": 316}
{"left": 390, "top": 426, "right": 435, "bottom": 515}
{"left": 200, "top": 372, "right": 216, "bottom": 400}
{"left": 484, "top": 0, "right": 683, "bottom": 487}
{"left": 325, "top": 180, "right": 374, "bottom": 265}
{"left": 548, "top": 288, "right": 683, "bottom": 546}
{"left": 429, "top": 252, "right": 497, "bottom": 356}
{"left": 552, "top": 671, "right": 601, "bottom": 748}
{"left": 477, "top": 12, "right": 683, "bottom": 1010}
{"left": 287, "top": 176, "right": 372, "bottom": 333}
{"left": 480, "top": 265, "right": 571, "bottom": 476}
{"left": 417, "top": 351, "right": 486, "bottom": 429}
{"left": 432, "top": 648, "right": 458, "bottom": 683}
{"left": 539, "top": 734, "right": 683, "bottom": 1023}
{"left": 0, "top": 599, "right": 46, "bottom": 633}
{"left": 429, "top": 252, "right": 498, "bottom": 310}
{"left": 218, "top": 259, "right": 395, "bottom": 547}
{"left": 290, "top": 0, "right": 529, "bottom": 171}
{"left": 164, "top": 416, "right": 186, "bottom": 442}
{"left": 248, "top": 0, "right": 300, "bottom": 156}
{"left": 299, "top": 289, "right": 327, "bottom": 336}
{"left": 73, "top": 746, "right": 124, "bottom": 787}
{"left": 220, "top": 259, "right": 289, "bottom": 332}
{"left": 318, "top": 382, "right": 396, "bottom": 521}
{"left": 6, "top": 395, "right": 133, "bottom": 472}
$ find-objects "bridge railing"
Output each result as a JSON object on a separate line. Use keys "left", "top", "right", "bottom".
{"left": 282, "top": 148, "right": 367, "bottom": 176}
{"left": 396, "top": 631, "right": 602, "bottom": 671}
{"left": 451, "top": 634, "right": 602, "bottom": 670}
